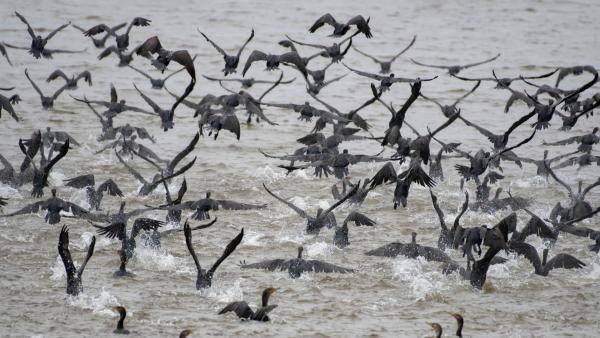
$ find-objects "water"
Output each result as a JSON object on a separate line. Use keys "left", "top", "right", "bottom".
{"left": 1, "top": 0, "right": 600, "bottom": 337}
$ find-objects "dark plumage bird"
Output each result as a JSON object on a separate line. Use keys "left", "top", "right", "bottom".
{"left": 331, "top": 178, "right": 374, "bottom": 206}
{"left": 133, "top": 132, "right": 199, "bottom": 180}
{"left": 429, "top": 190, "right": 469, "bottom": 250}
{"left": 164, "top": 191, "right": 266, "bottom": 221}
{"left": 46, "top": 69, "right": 92, "bottom": 90}
{"left": 184, "top": 221, "right": 243, "bottom": 289}
{"left": 2, "top": 188, "right": 89, "bottom": 224}
{"left": 333, "top": 211, "right": 376, "bottom": 248}
{"left": 8, "top": 12, "right": 79, "bottom": 59}
{"left": 21, "top": 137, "right": 69, "bottom": 197}
{"left": 343, "top": 62, "right": 437, "bottom": 92}
{"left": 543, "top": 127, "right": 598, "bottom": 153}
{"left": 365, "top": 232, "right": 454, "bottom": 263}
{"left": 64, "top": 174, "right": 123, "bottom": 211}
{"left": 93, "top": 217, "right": 163, "bottom": 276}
{"left": 509, "top": 242, "right": 585, "bottom": 276}
{"left": 101, "top": 17, "right": 151, "bottom": 51}
{"left": 73, "top": 22, "right": 126, "bottom": 49}
{"left": 514, "top": 150, "right": 579, "bottom": 179}
{"left": 0, "top": 93, "right": 21, "bottom": 122}
{"left": 199, "top": 28, "right": 254, "bottom": 75}
{"left": 74, "top": 83, "right": 150, "bottom": 117}
{"left": 458, "top": 109, "right": 536, "bottom": 151}
{"left": 128, "top": 63, "right": 187, "bottom": 89}
{"left": 0, "top": 43, "right": 13, "bottom": 66}
{"left": 420, "top": 81, "right": 481, "bottom": 118}
{"left": 545, "top": 163, "right": 600, "bottom": 223}
{"left": 286, "top": 34, "right": 354, "bottom": 63}
{"left": 450, "top": 313, "right": 464, "bottom": 338}
{"left": 555, "top": 65, "right": 597, "bottom": 87}
{"left": 202, "top": 74, "right": 295, "bottom": 89}
{"left": 242, "top": 50, "right": 308, "bottom": 77}
{"left": 57, "top": 225, "right": 95, "bottom": 296}
{"left": 411, "top": 54, "right": 500, "bottom": 75}
{"left": 112, "top": 306, "right": 130, "bottom": 334}
{"left": 263, "top": 183, "right": 357, "bottom": 234}
{"left": 351, "top": 35, "right": 416, "bottom": 74}
{"left": 452, "top": 69, "right": 557, "bottom": 88}
{"left": 308, "top": 13, "right": 372, "bottom": 38}
{"left": 241, "top": 246, "right": 354, "bottom": 278}
{"left": 136, "top": 36, "right": 197, "bottom": 126}
{"left": 97, "top": 45, "right": 141, "bottom": 67}
{"left": 218, "top": 287, "right": 278, "bottom": 321}
{"left": 25, "top": 69, "right": 67, "bottom": 110}
{"left": 133, "top": 83, "right": 176, "bottom": 130}
{"left": 427, "top": 322, "right": 443, "bottom": 338}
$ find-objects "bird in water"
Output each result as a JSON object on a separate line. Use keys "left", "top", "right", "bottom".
{"left": 509, "top": 242, "right": 586, "bottom": 276}
{"left": 365, "top": 231, "right": 454, "bottom": 263}
{"left": 427, "top": 322, "right": 443, "bottom": 338}
{"left": 263, "top": 182, "right": 358, "bottom": 234}
{"left": 162, "top": 191, "right": 266, "bottom": 221}
{"left": 184, "top": 221, "right": 244, "bottom": 289}
{"left": 333, "top": 211, "right": 376, "bottom": 248}
{"left": 112, "top": 306, "right": 130, "bottom": 334}
{"left": 450, "top": 313, "right": 464, "bottom": 337}
{"left": 543, "top": 127, "right": 599, "bottom": 153}
{"left": 241, "top": 246, "right": 354, "bottom": 278}
{"left": 411, "top": 54, "right": 500, "bottom": 75}
{"left": 308, "top": 13, "right": 372, "bottom": 38}
{"left": 57, "top": 225, "right": 95, "bottom": 296}
{"left": 2, "top": 188, "right": 89, "bottom": 224}
{"left": 351, "top": 35, "right": 416, "bottom": 74}
{"left": 199, "top": 28, "right": 254, "bottom": 75}
{"left": 218, "top": 287, "right": 278, "bottom": 321}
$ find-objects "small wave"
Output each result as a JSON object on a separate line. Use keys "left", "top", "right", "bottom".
{"left": 66, "top": 288, "right": 121, "bottom": 316}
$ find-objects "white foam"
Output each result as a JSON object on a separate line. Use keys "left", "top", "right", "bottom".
{"left": 66, "top": 288, "right": 121, "bottom": 316}
{"left": 391, "top": 257, "right": 448, "bottom": 301}
{"left": 134, "top": 246, "right": 194, "bottom": 274}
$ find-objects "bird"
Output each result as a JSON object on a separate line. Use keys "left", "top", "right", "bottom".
{"left": 242, "top": 50, "right": 308, "bottom": 77}
{"left": 429, "top": 190, "right": 470, "bottom": 250}
{"left": 419, "top": 80, "right": 481, "bottom": 118}
{"left": 57, "top": 225, "right": 95, "bottom": 296}
{"left": 8, "top": 12, "right": 80, "bottom": 59}
{"left": 308, "top": 14, "right": 372, "bottom": 38}
{"left": 333, "top": 211, "right": 376, "bottom": 248}
{"left": 427, "top": 322, "right": 443, "bottom": 338}
{"left": 450, "top": 313, "right": 464, "bottom": 338}
{"left": 555, "top": 65, "right": 598, "bottom": 87}
{"left": 73, "top": 22, "right": 126, "bottom": 48}
{"left": 411, "top": 54, "right": 501, "bottom": 75}
{"left": 285, "top": 34, "right": 355, "bottom": 63}
{"left": 90, "top": 17, "right": 151, "bottom": 51}
{"left": 128, "top": 63, "right": 187, "bottom": 89}
{"left": 542, "top": 127, "right": 598, "bottom": 153}
{"left": 2, "top": 187, "right": 89, "bottom": 224}
{"left": 133, "top": 83, "right": 177, "bottom": 131}
{"left": 218, "top": 287, "right": 278, "bottom": 321}
{"left": 0, "top": 93, "right": 21, "bottom": 122}
{"left": 46, "top": 69, "right": 92, "bottom": 90}
{"left": 545, "top": 163, "right": 600, "bottom": 223}
{"left": 343, "top": 62, "right": 437, "bottom": 92}
{"left": 73, "top": 83, "right": 150, "bottom": 117}
{"left": 64, "top": 174, "right": 123, "bottom": 211}
{"left": 160, "top": 191, "right": 266, "bottom": 221}
{"left": 351, "top": 35, "right": 416, "bottom": 73}
{"left": 202, "top": 74, "right": 295, "bottom": 89}
{"left": 241, "top": 246, "right": 354, "bottom": 278}
{"left": 509, "top": 242, "right": 586, "bottom": 276}
{"left": 263, "top": 182, "right": 358, "bottom": 234}
{"left": 365, "top": 232, "right": 454, "bottom": 263}
{"left": 24, "top": 68, "right": 68, "bottom": 110}
{"left": 184, "top": 221, "right": 243, "bottom": 289}
{"left": 20, "top": 137, "right": 70, "bottom": 197}
{"left": 112, "top": 306, "right": 130, "bottom": 334}
{"left": 451, "top": 69, "right": 558, "bottom": 88}
{"left": 0, "top": 42, "right": 13, "bottom": 65}
{"left": 199, "top": 28, "right": 254, "bottom": 75}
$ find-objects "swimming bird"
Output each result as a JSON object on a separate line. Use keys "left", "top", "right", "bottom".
{"left": 509, "top": 242, "right": 585, "bottom": 276}
{"left": 24, "top": 69, "right": 67, "bottom": 110}
{"left": 411, "top": 54, "right": 500, "bottom": 75}
{"left": 365, "top": 232, "right": 454, "bottom": 263}
{"left": 199, "top": 28, "right": 254, "bottom": 75}
{"left": 0, "top": 93, "right": 21, "bottom": 122}
{"left": 9, "top": 12, "right": 77, "bottom": 59}
{"left": 64, "top": 174, "right": 123, "bottom": 211}
{"left": 308, "top": 14, "right": 372, "bottom": 38}
{"left": 333, "top": 211, "right": 376, "bottom": 248}
{"left": 343, "top": 62, "right": 436, "bottom": 92}
{"left": 263, "top": 182, "right": 358, "bottom": 234}
{"left": 351, "top": 35, "right": 416, "bottom": 74}
{"left": 427, "top": 322, "right": 443, "bottom": 338}
{"left": 57, "top": 225, "right": 95, "bottom": 296}
{"left": 450, "top": 313, "right": 464, "bottom": 337}
{"left": 73, "top": 22, "right": 126, "bottom": 49}
{"left": 218, "top": 287, "right": 278, "bottom": 321}
{"left": 241, "top": 246, "right": 354, "bottom": 278}
{"left": 184, "top": 221, "right": 243, "bottom": 289}
{"left": 112, "top": 306, "right": 130, "bottom": 334}
{"left": 2, "top": 188, "right": 89, "bottom": 224}
{"left": 420, "top": 81, "right": 481, "bottom": 118}
{"left": 46, "top": 69, "right": 92, "bottom": 90}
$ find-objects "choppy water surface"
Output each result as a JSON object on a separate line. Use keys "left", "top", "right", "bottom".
{"left": 1, "top": 1, "right": 600, "bottom": 337}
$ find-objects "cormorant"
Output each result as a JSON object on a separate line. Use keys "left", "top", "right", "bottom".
{"left": 57, "top": 225, "right": 95, "bottom": 296}
{"left": 218, "top": 287, "right": 278, "bottom": 321}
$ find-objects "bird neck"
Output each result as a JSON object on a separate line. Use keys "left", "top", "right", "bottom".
{"left": 542, "top": 249, "right": 548, "bottom": 266}
{"left": 262, "top": 291, "right": 271, "bottom": 307}
{"left": 117, "top": 312, "right": 125, "bottom": 330}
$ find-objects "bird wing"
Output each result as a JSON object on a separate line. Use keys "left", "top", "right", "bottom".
{"left": 97, "top": 179, "right": 123, "bottom": 197}
{"left": 543, "top": 135, "right": 582, "bottom": 146}
{"left": 216, "top": 200, "right": 266, "bottom": 210}
{"left": 58, "top": 225, "right": 76, "bottom": 278}
{"left": 301, "top": 260, "right": 354, "bottom": 273}
{"left": 241, "top": 259, "right": 290, "bottom": 271}
{"left": 3, "top": 200, "right": 45, "bottom": 216}
{"left": 126, "top": 17, "right": 151, "bottom": 34}
{"left": 236, "top": 28, "right": 254, "bottom": 59}
{"left": 416, "top": 245, "right": 452, "bottom": 263}
{"left": 170, "top": 50, "right": 196, "bottom": 80}
{"left": 410, "top": 58, "right": 448, "bottom": 69}
{"left": 365, "top": 242, "right": 410, "bottom": 257}
{"left": 279, "top": 51, "right": 308, "bottom": 78}
{"left": 346, "top": 15, "right": 372, "bottom": 37}
{"left": 508, "top": 241, "right": 541, "bottom": 270}
{"left": 184, "top": 221, "right": 201, "bottom": 271}
{"left": 344, "top": 211, "right": 376, "bottom": 226}
{"left": 47, "top": 69, "right": 68, "bottom": 82}
{"left": 352, "top": 46, "right": 381, "bottom": 63}
{"left": 262, "top": 183, "right": 308, "bottom": 219}
{"left": 242, "top": 50, "right": 268, "bottom": 76}
{"left": 462, "top": 54, "right": 501, "bottom": 68}
{"left": 127, "top": 64, "right": 152, "bottom": 79}
{"left": 44, "top": 139, "right": 69, "bottom": 174}
{"left": 342, "top": 63, "right": 383, "bottom": 80}
{"left": 24, "top": 69, "right": 43, "bottom": 97}
{"left": 14, "top": 12, "right": 36, "bottom": 39}
{"left": 220, "top": 114, "right": 241, "bottom": 140}
{"left": 169, "top": 132, "right": 199, "bottom": 171}
{"left": 390, "top": 35, "right": 417, "bottom": 62}
{"left": 199, "top": 31, "right": 227, "bottom": 56}
{"left": 209, "top": 228, "right": 244, "bottom": 274}
{"left": 93, "top": 222, "right": 126, "bottom": 240}
{"left": 44, "top": 22, "right": 70, "bottom": 42}
{"left": 454, "top": 80, "right": 481, "bottom": 105}
{"left": 133, "top": 83, "right": 161, "bottom": 113}
{"left": 545, "top": 254, "right": 586, "bottom": 272}
{"left": 429, "top": 190, "right": 447, "bottom": 229}
{"left": 131, "top": 218, "right": 163, "bottom": 238}
{"left": 370, "top": 162, "right": 398, "bottom": 188}
{"left": 115, "top": 151, "right": 147, "bottom": 184}
{"left": 218, "top": 301, "right": 254, "bottom": 319}
{"left": 309, "top": 13, "right": 338, "bottom": 32}
{"left": 64, "top": 174, "right": 95, "bottom": 189}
